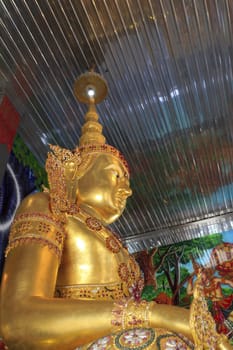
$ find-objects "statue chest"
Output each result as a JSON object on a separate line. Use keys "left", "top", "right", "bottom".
{"left": 55, "top": 215, "right": 142, "bottom": 300}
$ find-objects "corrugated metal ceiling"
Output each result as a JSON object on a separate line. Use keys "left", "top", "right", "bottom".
{"left": 1, "top": 0, "right": 233, "bottom": 252}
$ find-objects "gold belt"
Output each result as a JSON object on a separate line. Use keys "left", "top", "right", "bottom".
{"left": 55, "top": 282, "right": 128, "bottom": 301}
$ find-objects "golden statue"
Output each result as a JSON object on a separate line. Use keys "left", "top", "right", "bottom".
{"left": 0, "top": 71, "right": 232, "bottom": 350}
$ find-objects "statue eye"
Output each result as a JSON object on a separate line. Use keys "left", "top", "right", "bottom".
{"left": 112, "top": 170, "right": 120, "bottom": 178}
{"left": 108, "top": 168, "right": 121, "bottom": 179}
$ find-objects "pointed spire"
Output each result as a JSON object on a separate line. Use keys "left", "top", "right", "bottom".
{"left": 79, "top": 100, "right": 106, "bottom": 146}
{"left": 74, "top": 70, "right": 108, "bottom": 146}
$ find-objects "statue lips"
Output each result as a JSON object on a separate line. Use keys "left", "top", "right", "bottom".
{"left": 114, "top": 196, "right": 126, "bottom": 211}
{"left": 114, "top": 187, "right": 131, "bottom": 210}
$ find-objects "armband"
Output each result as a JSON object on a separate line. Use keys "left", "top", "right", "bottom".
{"left": 5, "top": 212, "right": 66, "bottom": 260}
{"left": 111, "top": 298, "right": 154, "bottom": 333}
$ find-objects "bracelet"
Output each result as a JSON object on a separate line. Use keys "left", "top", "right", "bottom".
{"left": 111, "top": 298, "right": 154, "bottom": 333}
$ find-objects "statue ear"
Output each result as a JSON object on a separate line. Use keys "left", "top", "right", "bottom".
{"left": 63, "top": 162, "right": 79, "bottom": 202}
{"left": 64, "top": 161, "right": 76, "bottom": 181}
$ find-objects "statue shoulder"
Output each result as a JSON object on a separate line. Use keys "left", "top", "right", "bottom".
{"left": 16, "top": 191, "right": 51, "bottom": 216}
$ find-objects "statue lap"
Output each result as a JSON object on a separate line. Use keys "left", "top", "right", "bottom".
{"left": 79, "top": 328, "right": 194, "bottom": 350}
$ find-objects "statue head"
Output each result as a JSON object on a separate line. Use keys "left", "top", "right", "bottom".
{"left": 45, "top": 71, "right": 132, "bottom": 224}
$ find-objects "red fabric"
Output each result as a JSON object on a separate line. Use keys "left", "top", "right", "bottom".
{"left": 0, "top": 339, "right": 7, "bottom": 349}
{"left": 217, "top": 294, "right": 233, "bottom": 309}
{"left": 212, "top": 296, "right": 233, "bottom": 334}
{"left": 0, "top": 96, "right": 20, "bottom": 152}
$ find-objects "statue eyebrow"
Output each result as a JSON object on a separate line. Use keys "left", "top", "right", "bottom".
{"left": 104, "top": 164, "right": 124, "bottom": 175}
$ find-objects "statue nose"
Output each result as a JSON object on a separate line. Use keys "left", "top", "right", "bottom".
{"left": 117, "top": 176, "right": 132, "bottom": 197}
{"left": 121, "top": 182, "right": 132, "bottom": 197}
{"left": 126, "top": 187, "right": 132, "bottom": 197}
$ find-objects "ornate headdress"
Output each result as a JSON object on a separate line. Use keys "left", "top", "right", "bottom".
{"left": 45, "top": 71, "right": 129, "bottom": 220}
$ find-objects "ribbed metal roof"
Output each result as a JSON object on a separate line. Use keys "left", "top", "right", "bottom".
{"left": 1, "top": 0, "right": 233, "bottom": 252}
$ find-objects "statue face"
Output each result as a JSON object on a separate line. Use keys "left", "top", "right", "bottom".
{"left": 77, "top": 154, "right": 132, "bottom": 224}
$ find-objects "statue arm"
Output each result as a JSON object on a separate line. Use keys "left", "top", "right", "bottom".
{"left": 1, "top": 239, "right": 114, "bottom": 349}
